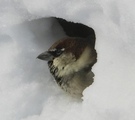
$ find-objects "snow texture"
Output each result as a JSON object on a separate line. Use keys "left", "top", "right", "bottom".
{"left": 0, "top": 0, "right": 135, "bottom": 120}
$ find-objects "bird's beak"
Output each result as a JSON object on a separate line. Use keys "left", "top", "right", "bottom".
{"left": 37, "top": 51, "right": 54, "bottom": 61}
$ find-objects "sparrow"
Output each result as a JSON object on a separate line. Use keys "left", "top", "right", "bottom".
{"left": 37, "top": 37, "right": 97, "bottom": 97}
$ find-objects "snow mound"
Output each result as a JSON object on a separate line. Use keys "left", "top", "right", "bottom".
{"left": 0, "top": 0, "right": 135, "bottom": 120}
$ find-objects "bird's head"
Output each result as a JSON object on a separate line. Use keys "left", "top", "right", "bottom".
{"left": 37, "top": 37, "right": 97, "bottom": 77}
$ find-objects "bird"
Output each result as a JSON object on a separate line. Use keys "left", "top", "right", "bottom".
{"left": 37, "top": 37, "right": 97, "bottom": 98}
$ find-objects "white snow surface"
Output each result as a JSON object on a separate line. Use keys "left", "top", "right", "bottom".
{"left": 0, "top": 0, "right": 135, "bottom": 120}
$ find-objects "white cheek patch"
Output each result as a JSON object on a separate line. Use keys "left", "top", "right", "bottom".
{"left": 74, "top": 47, "right": 93, "bottom": 71}
{"left": 63, "top": 47, "right": 93, "bottom": 73}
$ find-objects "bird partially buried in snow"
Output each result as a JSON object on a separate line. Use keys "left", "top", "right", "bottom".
{"left": 37, "top": 37, "right": 97, "bottom": 97}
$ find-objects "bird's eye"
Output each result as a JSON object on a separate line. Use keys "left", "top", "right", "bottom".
{"left": 56, "top": 49, "right": 62, "bottom": 55}
{"left": 49, "top": 48, "right": 65, "bottom": 57}
{"left": 56, "top": 48, "right": 65, "bottom": 56}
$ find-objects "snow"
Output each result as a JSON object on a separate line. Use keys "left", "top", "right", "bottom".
{"left": 0, "top": 0, "right": 135, "bottom": 120}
